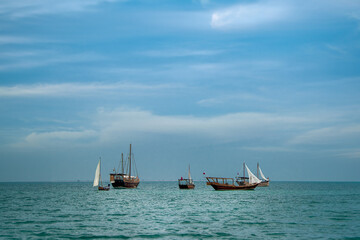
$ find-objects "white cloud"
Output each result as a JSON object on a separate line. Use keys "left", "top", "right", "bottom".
{"left": 0, "top": 0, "right": 120, "bottom": 18}
{"left": 11, "top": 108, "right": 359, "bottom": 157}
{"left": 289, "top": 125, "right": 360, "bottom": 145}
{"left": 241, "top": 146, "right": 299, "bottom": 152}
{"left": 94, "top": 108, "right": 319, "bottom": 144}
{"left": 211, "top": 0, "right": 360, "bottom": 30}
{"left": 138, "top": 49, "right": 221, "bottom": 57}
{"left": 0, "top": 51, "right": 105, "bottom": 71}
{"left": 12, "top": 109, "right": 303, "bottom": 148}
{"left": 197, "top": 93, "right": 269, "bottom": 107}
{"left": 211, "top": 1, "right": 291, "bottom": 30}
{"left": 0, "top": 35, "right": 40, "bottom": 45}
{"left": 25, "top": 130, "right": 98, "bottom": 143}
{"left": 0, "top": 82, "right": 178, "bottom": 97}
{"left": 337, "top": 149, "right": 360, "bottom": 159}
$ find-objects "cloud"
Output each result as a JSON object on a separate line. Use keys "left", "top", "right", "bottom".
{"left": 0, "top": 52, "right": 105, "bottom": 71}
{"left": 138, "top": 49, "right": 222, "bottom": 57}
{"left": 197, "top": 93, "right": 269, "bottom": 107}
{"left": 25, "top": 130, "right": 97, "bottom": 143}
{"left": 14, "top": 108, "right": 318, "bottom": 148}
{"left": 289, "top": 125, "right": 360, "bottom": 145}
{"left": 241, "top": 146, "right": 299, "bottom": 152}
{"left": 0, "top": 35, "right": 43, "bottom": 45}
{"left": 210, "top": 0, "right": 360, "bottom": 30}
{"left": 337, "top": 149, "right": 360, "bottom": 159}
{"left": 94, "top": 108, "right": 320, "bottom": 144}
{"left": 0, "top": 82, "right": 178, "bottom": 97}
{"left": 0, "top": 0, "right": 120, "bottom": 18}
{"left": 11, "top": 108, "right": 360, "bottom": 162}
{"left": 211, "top": 1, "right": 291, "bottom": 30}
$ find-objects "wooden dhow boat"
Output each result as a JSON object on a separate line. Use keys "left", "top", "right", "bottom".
{"left": 178, "top": 165, "right": 195, "bottom": 189}
{"left": 206, "top": 163, "right": 260, "bottom": 190}
{"left": 110, "top": 144, "right": 140, "bottom": 189}
{"left": 93, "top": 157, "right": 110, "bottom": 191}
{"left": 257, "top": 162, "right": 270, "bottom": 187}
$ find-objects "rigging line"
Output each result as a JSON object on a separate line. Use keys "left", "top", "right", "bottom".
{"left": 116, "top": 155, "right": 121, "bottom": 173}
{"left": 132, "top": 154, "right": 139, "bottom": 177}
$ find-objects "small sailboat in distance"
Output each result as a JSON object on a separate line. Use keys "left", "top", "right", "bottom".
{"left": 93, "top": 157, "right": 110, "bottom": 191}
{"left": 257, "top": 162, "right": 270, "bottom": 187}
{"left": 178, "top": 165, "right": 195, "bottom": 189}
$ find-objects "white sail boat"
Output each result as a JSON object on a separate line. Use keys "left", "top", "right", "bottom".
{"left": 257, "top": 162, "right": 270, "bottom": 187}
{"left": 93, "top": 157, "right": 110, "bottom": 191}
{"left": 245, "top": 164, "right": 261, "bottom": 184}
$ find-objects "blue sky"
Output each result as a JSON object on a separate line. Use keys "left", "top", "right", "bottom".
{"left": 1, "top": 0, "right": 360, "bottom": 181}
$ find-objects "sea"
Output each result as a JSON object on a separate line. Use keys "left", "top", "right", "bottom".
{"left": 0, "top": 181, "right": 359, "bottom": 239}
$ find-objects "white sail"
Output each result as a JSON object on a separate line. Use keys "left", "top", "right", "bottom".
{"left": 188, "top": 165, "right": 192, "bottom": 183}
{"left": 93, "top": 160, "right": 100, "bottom": 187}
{"left": 259, "top": 166, "right": 268, "bottom": 181}
{"left": 246, "top": 164, "right": 261, "bottom": 184}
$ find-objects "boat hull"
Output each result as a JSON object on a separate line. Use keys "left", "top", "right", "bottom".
{"left": 208, "top": 182, "right": 258, "bottom": 191}
{"left": 179, "top": 184, "right": 195, "bottom": 189}
{"left": 111, "top": 180, "right": 139, "bottom": 189}
{"left": 110, "top": 174, "right": 140, "bottom": 189}
{"left": 258, "top": 181, "right": 269, "bottom": 187}
{"left": 98, "top": 186, "right": 110, "bottom": 191}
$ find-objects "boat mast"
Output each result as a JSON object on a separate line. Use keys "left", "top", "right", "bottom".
{"left": 121, "top": 153, "right": 124, "bottom": 174}
{"left": 188, "top": 164, "right": 191, "bottom": 183}
{"left": 100, "top": 157, "right": 102, "bottom": 186}
{"left": 129, "top": 144, "right": 132, "bottom": 178}
{"left": 243, "top": 162, "right": 245, "bottom": 182}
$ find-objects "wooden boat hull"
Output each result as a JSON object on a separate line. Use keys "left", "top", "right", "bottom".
{"left": 98, "top": 186, "right": 110, "bottom": 191}
{"left": 258, "top": 181, "right": 269, "bottom": 187}
{"left": 208, "top": 182, "right": 258, "bottom": 191}
{"left": 179, "top": 184, "right": 195, "bottom": 189}
{"left": 111, "top": 179, "right": 140, "bottom": 189}
{"left": 110, "top": 173, "right": 140, "bottom": 189}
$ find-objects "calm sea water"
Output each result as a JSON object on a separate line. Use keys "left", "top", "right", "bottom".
{"left": 0, "top": 181, "right": 359, "bottom": 239}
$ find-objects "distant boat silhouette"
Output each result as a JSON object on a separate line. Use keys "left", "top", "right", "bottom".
{"left": 178, "top": 165, "right": 195, "bottom": 189}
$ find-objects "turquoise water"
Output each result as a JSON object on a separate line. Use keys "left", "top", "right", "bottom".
{"left": 0, "top": 182, "right": 359, "bottom": 239}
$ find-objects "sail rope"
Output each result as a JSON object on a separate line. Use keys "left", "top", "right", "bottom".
{"left": 132, "top": 153, "right": 139, "bottom": 178}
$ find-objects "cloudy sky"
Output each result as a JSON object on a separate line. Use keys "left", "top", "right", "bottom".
{"left": 1, "top": 0, "right": 360, "bottom": 182}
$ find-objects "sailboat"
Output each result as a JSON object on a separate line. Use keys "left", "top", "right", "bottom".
{"left": 178, "top": 165, "right": 195, "bottom": 189}
{"left": 257, "top": 162, "right": 270, "bottom": 187}
{"left": 93, "top": 157, "right": 110, "bottom": 191}
{"left": 206, "top": 162, "right": 260, "bottom": 190}
{"left": 110, "top": 144, "right": 140, "bottom": 189}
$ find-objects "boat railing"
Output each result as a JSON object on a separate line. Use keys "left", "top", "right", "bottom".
{"left": 206, "top": 177, "right": 234, "bottom": 185}
{"left": 178, "top": 179, "right": 193, "bottom": 185}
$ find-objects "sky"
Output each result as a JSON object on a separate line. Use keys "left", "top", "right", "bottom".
{"left": 1, "top": 0, "right": 360, "bottom": 182}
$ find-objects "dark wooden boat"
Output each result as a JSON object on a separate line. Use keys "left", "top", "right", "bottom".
{"left": 206, "top": 163, "right": 261, "bottom": 190}
{"left": 110, "top": 144, "right": 140, "bottom": 189}
{"left": 257, "top": 162, "right": 270, "bottom": 187}
{"left": 178, "top": 179, "right": 195, "bottom": 189}
{"left": 93, "top": 157, "right": 110, "bottom": 191}
{"left": 206, "top": 177, "right": 258, "bottom": 190}
{"left": 178, "top": 165, "right": 195, "bottom": 189}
